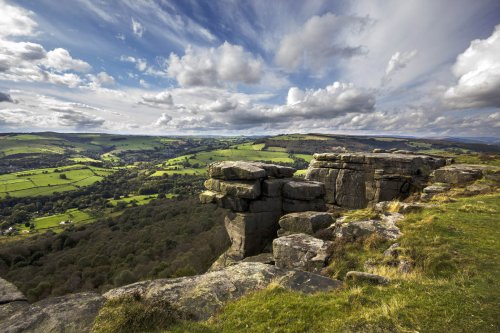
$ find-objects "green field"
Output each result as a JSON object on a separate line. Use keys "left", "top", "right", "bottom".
{"left": 19, "top": 208, "right": 94, "bottom": 233}
{"left": 155, "top": 143, "right": 313, "bottom": 176}
{"left": 0, "top": 164, "right": 114, "bottom": 198}
{"left": 108, "top": 194, "right": 169, "bottom": 207}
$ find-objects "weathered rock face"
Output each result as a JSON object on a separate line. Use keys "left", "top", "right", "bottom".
{"left": 306, "top": 152, "right": 446, "bottom": 208}
{"left": 431, "top": 164, "right": 496, "bottom": 185}
{"left": 0, "top": 277, "right": 26, "bottom": 305}
{"left": 278, "top": 211, "right": 334, "bottom": 237}
{"left": 104, "top": 262, "right": 342, "bottom": 321}
{"left": 334, "top": 213, "right": 403, "bottom": 241}
{"left": 201, "top": 161, "right": 327, "bottom": 260}
{"left": 273, "top": 233, "right": 333, "bottom": 273}
{"left": 1, "top": 292, "right": 104, "bottom": 333}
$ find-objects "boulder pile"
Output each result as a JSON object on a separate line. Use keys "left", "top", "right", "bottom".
{"left": 306, "top": 152, "right": 446, "bottom": 208}
{"left": 200, "top": 161, "right": 326, "bottom": 260}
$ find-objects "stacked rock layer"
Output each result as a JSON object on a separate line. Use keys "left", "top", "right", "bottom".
{"left": 305, "top": 152, "right": 446, "bottom": 209}
{"left": 200, "top": 161, "right": 326, "bottom": 259}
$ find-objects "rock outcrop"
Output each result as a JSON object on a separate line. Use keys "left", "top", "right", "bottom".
{"left": 104, "top": 262, "right": 342, "bottom": 320}
{"left": 1, "top": 277, "right": 26, "bottom": 305}
{"left": 306, "top": 152, "right": 446, "bottom": 208}
{"left": 273, "top": 233, "right": 333, "bottom": 273}
{"left": 1, "top": 292, "right": 104, "bottom": 333}
{"left": 201, "top": 161, "right": 327, "bottom": 261}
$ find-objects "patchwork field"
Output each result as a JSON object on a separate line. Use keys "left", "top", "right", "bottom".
{"left": 0, "top": 164, "right": 115, "bottom": 198}
{"left": 155, "top": 142, "right": 313, "bottom": 176}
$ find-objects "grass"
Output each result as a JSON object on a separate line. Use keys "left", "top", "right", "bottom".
{"left": 157, "top": 145, "right": 313, "bottom": 176}
{"left": 162, "top": 193, "right": 500, "bottom": 332}
{"left": 108, "top": 194, "right": 171, "bottom": 207}
{"left": 0, "top": 164, "right": 114, "bottom": 198}
{"left": 19, "top": 208, "right": 93, "bottom": 233}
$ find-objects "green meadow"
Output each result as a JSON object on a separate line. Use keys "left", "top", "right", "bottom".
{"left": 0, "top": 164, "right": 114, "bottom": 198}
{"left": 155, "top": 142, "right": 313, "bottom": 176}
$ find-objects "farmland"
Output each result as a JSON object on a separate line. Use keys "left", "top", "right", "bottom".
{"left": 0, "top": 164, "right": 115, "bottom": 198}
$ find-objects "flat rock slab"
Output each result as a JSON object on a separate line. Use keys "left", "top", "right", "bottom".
{"left": 278, "top": 211, "right": 334, "bottom": 236}
{"left": 273, "top": 233, "right": 333, "bottom": 273}
{"left": 1, "top": 292, "right": 104, "bottom": 333}
{"left": 431, "top": 164, "right": 494, "bottom": 184}
{"left": 282, "top": 180, "right": 325, "bottom": 200}
{"left": 335, "top": 213, "right": 403, "bottom": 241}
{"left": 204, "top": 178, "right": 261, "bottom": 199}
{"left": 0, "top": 277, "right": 26, "bottom": 304}
{"left": 104, "top": 263, "right": 341, "bottom": 321}
{"left": 208, "top": 161, "right": 296, "bottom": 180}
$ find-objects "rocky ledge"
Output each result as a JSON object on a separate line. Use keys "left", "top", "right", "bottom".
{"left": 104, "top": 262, "right": 342, "bottom": 321}
{"left": 306, "top": 152, "right": 446, "bottom": 208}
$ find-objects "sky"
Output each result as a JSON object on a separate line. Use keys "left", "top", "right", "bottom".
{"left": 0, "top": 0, "right": 499, "bottom": 137}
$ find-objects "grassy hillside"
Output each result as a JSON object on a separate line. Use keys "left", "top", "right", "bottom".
{"left": 162, "top": 193, "right": 499, "bottom": 333}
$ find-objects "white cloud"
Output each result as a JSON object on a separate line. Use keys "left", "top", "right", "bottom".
{"left": 131, "top": 17, "right": 145, "bottom": 38}
{"left": 120, "top": 55, "right": 148, "bottom": 72}
{"left": 141, "top": 91, "right": 174, "bottom": 106}
{"left": 283, "top": 82, "right": 375, "bottom": 117}
{"left": 0, "top": 0, "right": 37, "bottom": 37}
{"left": 382, "top": 50, "right": 417, "bottom": 84}
{"left": 166, "top": 42, "right": 264, "bottom": 87}
{"left": 87, "top": 71, "right": 115, "bottom": 88}
{"left": 44, "top": 48, "right": 91, "bottom": 72}
{"left": 0, "top": 92, "right": 106, "bottom": 131}
{"left": 155, "top": 113, "right": 172, "bottom": 127}
{"left": 443, "top": 24, "right": 500, "bottom": 109}
{"left": 275, "top": 13, "right": 368, "bottom": 72}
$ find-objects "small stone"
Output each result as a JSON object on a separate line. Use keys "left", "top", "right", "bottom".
{"left": 383, "top": 243, "right": 401, "bottom": 258}
{"left": 345, "top": 271, "right": 390, "bottom": 285}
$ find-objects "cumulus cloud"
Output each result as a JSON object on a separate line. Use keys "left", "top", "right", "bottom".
{"left": 152, "top": 81, "right": 375, "bottom": 131}
{"left": 166, "top": 42, "right": 264, "bottom": 87}
{"left": 282, "top": 82, "right": 375, "bottom": 117}
{"left": 275, "top": 13, "right": 368, "bottom": 72}
{"left": 131, "top": 18, "right": 145, "bottom": 37}
{"left": 0, "top": 0, "right": 37, "bottom": 37}
{"left": 0, "top": 91, "right": 14, "bottom": 103}
{"left": 141, "top": 91, "right": 174, "bottom": 106}
{"left": 443, "top": 24, "right": 500, "bottom": 109}
{"left": 44, "top": 48, "right": 91, "bottom": 72}
{"left": 87, "top": 71, "right": 115, "bottom": 88}
{"left": 382, "top": 50, "right": 417, "bottom": 84}
{"left": 155, "top": 113, "right": 172, "bottom": 127}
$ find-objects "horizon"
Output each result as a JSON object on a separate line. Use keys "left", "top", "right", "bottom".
{"left": 0, "top": 0, "right": 499, "bottom": 137}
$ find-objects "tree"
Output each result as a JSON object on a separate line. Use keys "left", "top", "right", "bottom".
{"left": 59, "top": 173, "right": 67, "bottom": 180}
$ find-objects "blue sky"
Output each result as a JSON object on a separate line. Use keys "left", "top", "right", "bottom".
{"left": 0, "top": 0, "right": 499, "bottom": 137}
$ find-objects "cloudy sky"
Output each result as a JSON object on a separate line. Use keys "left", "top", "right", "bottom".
{"left": 0, "top": 0, "right": 499, "bottom": 137}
